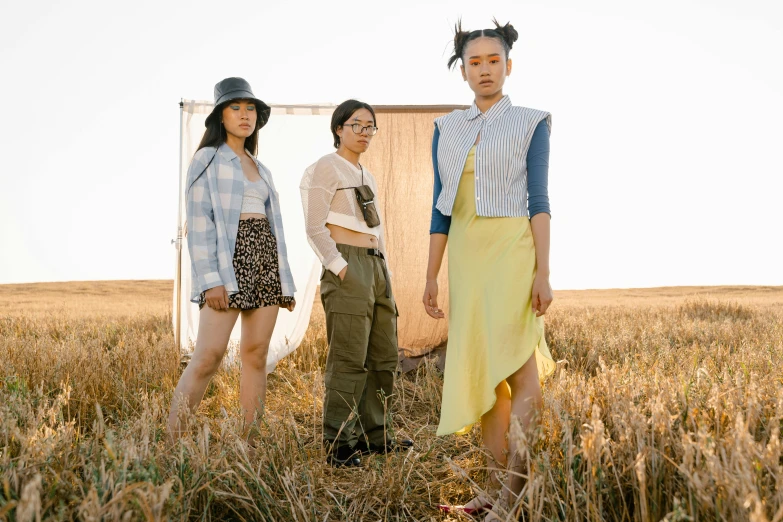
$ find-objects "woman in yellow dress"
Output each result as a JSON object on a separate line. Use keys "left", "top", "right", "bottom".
{"left": 422, "top": 20, "right": 556, "bottom": 519}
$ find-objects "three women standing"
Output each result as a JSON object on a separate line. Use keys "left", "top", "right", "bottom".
{"left": 423, "top": 21, "right": 556, "bottom": 518}
{"left": 169, "top": 23, "right": 554, "bottom": 508}
{"left": 168, "top": 77, "right": 296, "bottom": 438}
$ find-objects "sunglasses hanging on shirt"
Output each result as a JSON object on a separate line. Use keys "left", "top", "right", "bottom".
{"left": 337, "top": 165, "right": 381, "bottom": 228}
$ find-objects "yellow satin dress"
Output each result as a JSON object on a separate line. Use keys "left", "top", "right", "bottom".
{"left": 437, "top": 146, "right": 556, "bottom": 436}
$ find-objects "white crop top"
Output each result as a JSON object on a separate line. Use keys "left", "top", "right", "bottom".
{"left": 300, "top": 153, "right": 387, "bottom": 276}
{"left": 241, "top": 178, "right": 269, "bottom": 215}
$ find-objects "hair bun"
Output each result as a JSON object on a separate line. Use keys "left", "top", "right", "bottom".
{"left": 448, "top": 19, "right": 471, "bottom": 69}
{"left": 493, "top": 19, "right": 519, "bottom": 49}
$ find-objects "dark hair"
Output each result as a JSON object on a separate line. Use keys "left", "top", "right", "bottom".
{"left": 330, "top": 99, "right": 377, "bottom": 149}
{"left": 197, "top": 100, "right": 260, "bottom": 155}
{"left": 447, "top": 18, "right": 519, "bottom": 70}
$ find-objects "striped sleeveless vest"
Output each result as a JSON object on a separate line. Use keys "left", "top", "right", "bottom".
{"left": 434, "top": 95, "right": 550, "bottom": 218}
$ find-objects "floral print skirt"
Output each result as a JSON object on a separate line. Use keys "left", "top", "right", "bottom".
{"left": 199, "top": 218, "right": 293, "bottom": 310}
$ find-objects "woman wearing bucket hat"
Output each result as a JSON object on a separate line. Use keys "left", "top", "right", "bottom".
{"left": 168, "top": 77, "right": 297, "bottom": 439}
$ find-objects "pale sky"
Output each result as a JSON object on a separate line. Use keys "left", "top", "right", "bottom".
{"left": 1, "top": 0, "right": 781, "bottom": 290}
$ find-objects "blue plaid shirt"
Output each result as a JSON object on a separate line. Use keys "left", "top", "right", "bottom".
{"left": 185, "top": 143, "right": 296, "bottom": 303}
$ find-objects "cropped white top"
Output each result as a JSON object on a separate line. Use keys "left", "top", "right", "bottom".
{"left": 241, "top": 178, "right": 269, "bottom": 216}
{"left": 300, "top": 153, "right": 387, "bottom": 276}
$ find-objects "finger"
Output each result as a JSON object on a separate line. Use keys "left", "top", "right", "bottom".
{"left": 425, "top": 302, "right": 443, "bottom": 319}
{"left": 536, "top": 297, "right": 547, "bottom": 316}
{"left": 532, "top": 293, "right": 541, "bottom": 316}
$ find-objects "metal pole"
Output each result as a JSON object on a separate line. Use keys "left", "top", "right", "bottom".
{"left": 173, "top": 99, "right": 184, "bottom": 352}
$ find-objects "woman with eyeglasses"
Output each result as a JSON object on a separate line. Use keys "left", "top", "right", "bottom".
{"left": 423, "top": 21, "right": 556, "bottom": 518}
{"left": 300, "top": 99, "right": 413, "bottom": 467}
{"left": 168, "top": 77, "right": 296, "bottom": 439}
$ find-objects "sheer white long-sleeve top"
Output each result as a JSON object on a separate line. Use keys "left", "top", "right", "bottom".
{"left": 300, "top": 152, "right": 387, "bottom": 275}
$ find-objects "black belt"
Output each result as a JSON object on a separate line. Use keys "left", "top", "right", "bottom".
{"left": 366, "top": 248, "right": 385, "bottom": 259}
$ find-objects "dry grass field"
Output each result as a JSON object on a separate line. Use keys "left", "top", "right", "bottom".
{"left": 1, "top": 281, "right": 782, "bottom": 521}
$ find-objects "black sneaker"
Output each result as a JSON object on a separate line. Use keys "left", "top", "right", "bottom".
{"left": 326, "top": 444, "right": 362, "bottom": 467}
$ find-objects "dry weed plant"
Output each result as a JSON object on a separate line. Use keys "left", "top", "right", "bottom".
{"left": 1, "top": 282, "right": 782, "bottom": 521}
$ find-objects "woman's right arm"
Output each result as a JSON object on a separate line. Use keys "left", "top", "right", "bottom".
{"left": 186, "top": 154, "right": 228, "bottom": 309}
{"left": 424, "top": 235, "right": 447, "bottom": 319}
{"left": 301, "top": 159, "right": 346, "bottom": 277}
{"left": 424, "top": 124, "right": 449, "bottom": 319}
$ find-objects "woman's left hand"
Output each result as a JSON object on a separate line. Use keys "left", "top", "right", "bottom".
{"left": 280, "top": 299, "right": 296, "bottom": 312}
{"left": 531, "top": 274, "right": 553, "bottom": 317}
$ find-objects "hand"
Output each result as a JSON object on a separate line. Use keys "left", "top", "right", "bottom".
{"left": 422, "top": 280, "right": 445, "bottom": 319}
{"left": 205, "top": 285, "right": 229, "bottom": 311}
{"left": 531, "top": 274, "right": 553, "bottom": 317}
{"left": 338, "top": 266, "right": 348, "bottom": 281}
{"left": 280, "top": 298, "right": 296, "bottom": 312}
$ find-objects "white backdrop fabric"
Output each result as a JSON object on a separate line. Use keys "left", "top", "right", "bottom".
{"left": 174, "top": 100, "right": 335, "bottom": 373}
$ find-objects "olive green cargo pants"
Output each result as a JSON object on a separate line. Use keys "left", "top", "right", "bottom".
{"left": 321, "top": 244, "right": 399, "bottom": 449}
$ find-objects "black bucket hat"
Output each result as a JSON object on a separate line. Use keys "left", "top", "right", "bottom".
{"left": 205, "top": 77, "right": 271, "bottom": 130}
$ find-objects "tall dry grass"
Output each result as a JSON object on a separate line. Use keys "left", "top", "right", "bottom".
{"left": 1, "top": 282, "right": 782, "bottom": 521}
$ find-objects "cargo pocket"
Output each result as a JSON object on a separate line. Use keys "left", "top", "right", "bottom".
{"left": 327, "top": 297, "right": 369, "bottom": 371}
{"left": 324, "top": 376, "right": 357, "bottom": 422}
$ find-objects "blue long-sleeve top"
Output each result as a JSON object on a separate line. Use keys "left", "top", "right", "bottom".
{"left": 430, "top": 118, "right": 550, "bottom": 235}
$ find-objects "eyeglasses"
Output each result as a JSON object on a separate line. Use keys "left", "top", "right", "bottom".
{"left": 343, "top": 123, "right": 379, "bottom": 136}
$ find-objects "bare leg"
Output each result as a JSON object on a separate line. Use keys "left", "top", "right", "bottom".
{"left": 459, "top": 381, "right": 512, "bottom": 510}
{"left": 168, "top": 306, "right": 240, "bottom": 438}
{"left": 485, "top": 355, "right": 542, "bottom": 521}
{"left": 238, "top": 305, "right": 279, "bottom": 428}
{"left": 482, "top": 381, "right": 512, "bottom": 474}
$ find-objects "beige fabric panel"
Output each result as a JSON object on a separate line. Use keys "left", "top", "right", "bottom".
{"left": 361, "top": 110, "right": 455, "bottom": 357}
